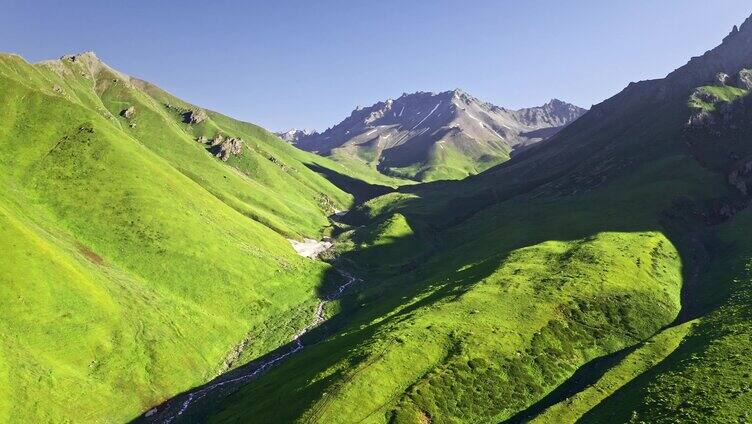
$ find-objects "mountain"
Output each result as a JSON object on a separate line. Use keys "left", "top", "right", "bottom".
{"left": 0, "top": 50, "right": 379, "bottom": 423}
{"left": 275, "top": 128, "right": 315, "bottom": 143}
{"left": 181, "top": 13, "right": 752, "bottom": 424}
{"left": 292, "top": 90, "right": 586, "bottom": 182}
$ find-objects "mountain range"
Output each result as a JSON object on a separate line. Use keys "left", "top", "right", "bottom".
{"left": 4, "top": 9, "right": 752, "bottom": 424}
{"left": 282, "top": 91, "right": 585, "bottom": 181}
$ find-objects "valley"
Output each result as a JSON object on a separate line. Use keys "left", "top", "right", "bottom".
{"left": 3, "top": 6, "right": 752, "bottom": 424}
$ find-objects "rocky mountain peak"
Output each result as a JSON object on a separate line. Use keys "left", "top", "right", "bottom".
{"left": 291, "top": 88, "right": 586, "bottom": 181}
{"left": 514, "top": 99, "right": 587, "bottom": 128}
{"left": 275, "top": 128, "right": 317, "bottom": 143}
{"left": 61, "top": 51, "right": 100, "bottom": 62}
{"left": 46, "top": 50, "right": 132, "bottom": 85}
{"left": 666, "top": 14, "right": 752, "bottom": 90}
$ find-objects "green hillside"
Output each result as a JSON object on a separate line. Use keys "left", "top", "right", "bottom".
{"left": 6, "top": 13, "right": 752, "bottom": 424}
{"left": 191, "top": 18, "right": 752, "bottom": 424}
{"left": 0, "top": 51, "right": 364, "bottom": 422}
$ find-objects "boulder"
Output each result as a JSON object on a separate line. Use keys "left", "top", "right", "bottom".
{"left": 210, "top": 134, "right": 225, "bottom": 147}
{"left": 182, "top": 109, "right": 208, "bottom": 124}
{"left": 120, "top": 106, "right": 136, "bottom": 119}
{"left": 215, "top": 137, "right": 243, "bottom": 161}
{"left": 737, "top": 69, "right": 752, "bottom": 90}
{"left": 729, "top": 170, "right": 748, "bottom": 195}
{"left": 716, "top": 72, "right": 730, "bottom": 86}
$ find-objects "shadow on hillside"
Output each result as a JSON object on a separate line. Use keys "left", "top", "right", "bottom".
{"left": 131, "top": 76, "right": 752, "bottom": 423}
{"left": 133, "top": 178, "right": 736, "bottom": 423}
{"left": 304, "top": 163, "right": 394, "bottom": 204}
{"left": 135, "top": 93, "right": 741, "bottom": 422}
{"left": 144, "top": 164, "right": 741, "bottom": 422}
{"left": 502, "top": 343, "right": 640, "bottom": 423}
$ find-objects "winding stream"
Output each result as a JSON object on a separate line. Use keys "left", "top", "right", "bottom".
{"left": 141, "top": 270, "right": 361, "bottom": 424}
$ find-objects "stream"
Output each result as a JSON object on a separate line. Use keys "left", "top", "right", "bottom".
{"left": 138, "top": 270, "right": 361, "bottom": 424}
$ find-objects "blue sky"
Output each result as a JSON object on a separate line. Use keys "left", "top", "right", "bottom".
{"left": 1, "top": 1, "right": 750, "bottom": 131}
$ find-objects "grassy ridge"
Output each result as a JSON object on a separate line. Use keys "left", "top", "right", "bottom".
{"left": 0, "top": 52, "right": 356, "bottom": 422}
{"left": 531, "top": 321, "right": 696, "bottom": 423}
{"left": 382, "top": 139, "right": 510, "bottom": 182}
{"left": 578, "top": 210, "right": 752, "bottom": 423}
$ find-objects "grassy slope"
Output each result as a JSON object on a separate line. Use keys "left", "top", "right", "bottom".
{"left": 322, "top": 148, "right": 416, "bottom": 188}
{"left": 0, "top": 53, "right": 353, "bottom": 422}
{"left": 201, "top": 55, "right": 752, "bottom": 422}
{"left": 531, "top": 321, "right": 696, "bottom": 423}
{"left": 386, "top": 140, "right": 510, "bottom": 183}
{"left": 579, "top": 210, "right": 752, "bottom": 423}
{"left": 207, "top": 135, "right": 725, "bottom": 423}
{"left": 689, "top": 85, "right": 748, "bottom": 112}
{"left": 570, "top": 86, "right": 752, "bottom": 423}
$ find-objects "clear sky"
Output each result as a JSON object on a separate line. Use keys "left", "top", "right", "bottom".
{"left": 1, "top": 1, "right": 750, "bottom": 131}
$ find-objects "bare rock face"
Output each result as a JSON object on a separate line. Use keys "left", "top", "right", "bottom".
{"left": 716, "top": 72, "right": 730, "bottom": 86}
{"left": 183, "top": 109, "right": 208, "bottom": 124}
{"left": 215, "top": 137, "right": 243, "bottom": 161}
{"left": 121, "top": 106, "right": 136, "bottom": 119}
{"left": 210, "top": 134, "right": 225, "bottom": 147}
{"left": 197, "top": 133, "right": 244, "bottom": 161}
{"left": 292, "top": 89, "right": 586, "bottom": 180}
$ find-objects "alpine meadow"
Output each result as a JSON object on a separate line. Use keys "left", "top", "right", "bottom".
{"left": 2, "top": 3, "right": 752, "bottom": 424}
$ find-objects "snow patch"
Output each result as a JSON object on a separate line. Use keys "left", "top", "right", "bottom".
{"left": 411, "top": 102, "right": 442, "bottom": 131}
{"left": 289, "top": 239, "right": 333, "bottom": 259}
{"left": 466, "top": 111, "right": 506, "bottom": 140}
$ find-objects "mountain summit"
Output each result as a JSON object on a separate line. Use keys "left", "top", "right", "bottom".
{"left": 290, "top": 90, "right": 585, "bottom": 181}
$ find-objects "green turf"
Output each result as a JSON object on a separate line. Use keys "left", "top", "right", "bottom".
{"left": 0, "top": 52, "right": 359, "bottom": 422}
{"left": 531, "top": 320, "right": 696, "bottom": 423}
{"left": 577, "top": 208, "right": 752, "bottom": 423}
{"left": 688, "top": 84, "right": 748, "bottom": 112}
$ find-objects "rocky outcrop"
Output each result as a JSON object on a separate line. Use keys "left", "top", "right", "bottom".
{"left": 216, "top": 138, "right": 243, "bottom": 161}
{"left": 198, "top": 134, "right": 244, "bottom": 161}
{"left": 686, "top": 69, "right": 752, "bottom": 133}
{"left": 121, "top": 106, "right": 136, "bottom": 119}
{"left": 182, "top": 109, "right": 208, "bottom": 124}
{"left": 737, "top": 69, "right": 752, "bottom": 89}
{"left": 686, "top": 110, "right": 714, "bottom": 129}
